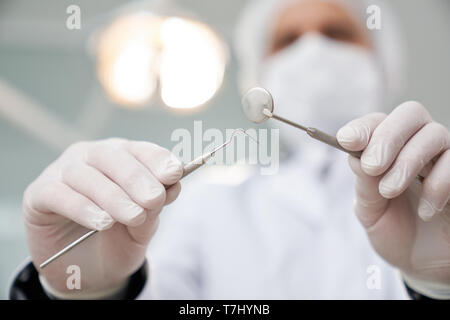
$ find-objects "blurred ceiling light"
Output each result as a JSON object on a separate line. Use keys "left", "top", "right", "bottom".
{"left": 159, "top": 18, "right": 226, "bottom": 109}
{"left": 96, "top": 9, "right": 227, "bottom": 109}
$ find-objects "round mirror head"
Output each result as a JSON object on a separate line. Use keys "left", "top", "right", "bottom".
{"left": 241, "top": 87, "right": 274, "bottom": 123}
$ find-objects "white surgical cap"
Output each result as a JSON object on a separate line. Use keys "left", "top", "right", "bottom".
{"left": 234, "top": 0, "right": 406, "bottom": 107}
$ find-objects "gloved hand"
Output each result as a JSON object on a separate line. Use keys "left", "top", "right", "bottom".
{"left": 337, "top": 101, "right": 450, "bottom": 299}
{"left": 23, "top": 138, "right": 183, "bottom": 298}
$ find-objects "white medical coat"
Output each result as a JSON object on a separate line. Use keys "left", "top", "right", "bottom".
{"left": 141, "top": 145, "right": 407, "bottom": 299}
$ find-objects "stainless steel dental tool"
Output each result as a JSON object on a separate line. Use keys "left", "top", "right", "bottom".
{"left": 241, "top": 87, "right": 425, "bottom": 183}
{"left": 241, "top": 87, "right": 362, "bottom": 158}
{"left": 39, "top": 129, "right": 256, "bottom": 269}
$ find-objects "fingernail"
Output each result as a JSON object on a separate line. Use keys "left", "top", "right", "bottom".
{"left": 89, "top": 208, "right": 115, "bottom": 230}
{"left": 418, "top": 198, "right": 435, "bottom": 221}
{"left": 119, "top": 199, "right": 146, "bottom": 226}
{"left": 128, "top": 210, "right": 147, "bottom": 226}
{"left": 361, "top": 143, "right": 388, "bottom": 174}
{"left": 379, "top": 164, "right": 408, "bottom": 198}
{"left": 164, "top": 154, "right": 183, "bottom": 177}
{"left": 148, "top": 186, "right": 165, "bottom": 199}
{"left": 337, "top": 126, "right": 358, "bottom": 144}
{"left": 362, "top": 144, "right": 380, "bottom": 168}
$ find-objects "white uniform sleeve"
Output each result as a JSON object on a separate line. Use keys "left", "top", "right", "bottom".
{"left": 137, "top": 180, "right": 206, "bottom": 299}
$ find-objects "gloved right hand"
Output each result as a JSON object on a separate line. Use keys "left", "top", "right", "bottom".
{"left": 23, "top": 138, "right": 183, "bottom": 298}
{"left": 337, "top": 102, "right": 450, "bottom": 299}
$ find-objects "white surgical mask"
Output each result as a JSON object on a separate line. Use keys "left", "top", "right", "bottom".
{"left": 260, "top": 34, "right": 383, "bottom": 153}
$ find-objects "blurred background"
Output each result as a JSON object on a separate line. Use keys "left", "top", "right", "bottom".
{"left": 0, "top": 0, "right": 449, "bottom": 298}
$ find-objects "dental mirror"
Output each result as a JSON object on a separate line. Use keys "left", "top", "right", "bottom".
{"left": 241, "top": 87, "right": 362, "bottom": 158}
{"left": 241, "top": 87, "right": 274, "bottom": 123}
{"left": 241, "top": 87, "right": 424, "bottom": 182}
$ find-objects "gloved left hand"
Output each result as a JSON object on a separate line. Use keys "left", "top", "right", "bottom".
{"left": 337, "top": 101, "right": 450, "bottom": 299}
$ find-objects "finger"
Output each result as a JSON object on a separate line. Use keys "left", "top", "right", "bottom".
{"left": 62, "top": 163, "right": 147, "bottom": 227}
{"left": 418, "top": 149, "right": 450, "bottom": 221}
{"left": 379, "top": 122, "right": 450, "bottom": 198}
{"left": 360, "top": 101, "right": 432, "bottom": 176}
{"left": 164, "top": 182, "right": 181, "bottom": 205}
{"left": 85, "top": 142, "right": 166, "bottom": 210}
{"left": 127, "top": 211, "right": 161, "bottom": 245}
{"left": 126, "top": 182, "right": 182, "bottom": 245}
{"left": 127, "top": 141, "right": 183, "bottom": 186}
{"left": 337, "top": 113, "right": 387, "bottom": 151}
{"left": 26, "top": 181, "right": 115, "bottom": 231}
{"left": 348, "top": 156, "right": 388, "bottom": 229}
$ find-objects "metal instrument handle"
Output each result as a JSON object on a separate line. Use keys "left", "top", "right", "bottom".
{"left": 306, "top": 127, "right": 362, "bottom": 158}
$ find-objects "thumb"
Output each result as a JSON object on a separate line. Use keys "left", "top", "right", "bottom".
{"left": 127, "top": 181, "right": 181, "bottom": 245}
{"left": 348, "top": 155, "right": 389, "bottom": 229}
{"left": 337, "top": 112, "right": 386, "bottom": 152}
{"left": 337, "top": 112, "right": 389, "bottom": 228}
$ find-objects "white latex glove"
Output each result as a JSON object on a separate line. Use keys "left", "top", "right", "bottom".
{"left": 337, "top": 101, "right": 450, "bottom": 299}
{"left": 23, "top": 138, "right": 183, "bottom": 298}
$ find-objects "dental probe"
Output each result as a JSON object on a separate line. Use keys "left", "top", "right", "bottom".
{"left": 40, "top": 129, "right": 256, "bottom": 269}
